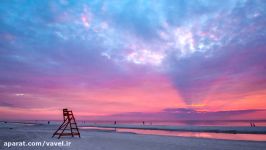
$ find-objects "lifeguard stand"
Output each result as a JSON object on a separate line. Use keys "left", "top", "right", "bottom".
{"left": 52, "top": 108, "right": 80, "bottom": 139}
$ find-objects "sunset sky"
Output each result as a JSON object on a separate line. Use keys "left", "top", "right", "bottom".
{"left": 0, "top": 0, "right": 266, "bottom": 120}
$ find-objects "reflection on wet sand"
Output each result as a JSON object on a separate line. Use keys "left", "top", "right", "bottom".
{"left": 81, "top": 127, "right": 266, "bottom": 142}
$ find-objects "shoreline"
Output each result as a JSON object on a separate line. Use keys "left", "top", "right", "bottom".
{"left": 1, "top": 121, "right": 266, "bottom": 134}
{"left": 80, "top": 124, "right": 266, "bottom": 134}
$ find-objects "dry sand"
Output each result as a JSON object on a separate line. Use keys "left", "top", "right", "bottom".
{"left": 0, "top": 122, "right": 266, "bottom": 150}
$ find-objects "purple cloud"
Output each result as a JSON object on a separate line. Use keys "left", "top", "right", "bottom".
{"left": 101, "top": 108, "right": 266, "bottom": 121}
{"left": 0, "top": 0, "right": 265, "bottom": 118}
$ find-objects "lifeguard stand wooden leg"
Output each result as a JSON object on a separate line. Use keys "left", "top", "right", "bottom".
{"left": 52, "top": 108, "right": 80, "bottom": 139}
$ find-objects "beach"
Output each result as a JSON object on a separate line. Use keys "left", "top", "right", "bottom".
{"left": 1, "top": 122, "right": 266, "bottom": 150}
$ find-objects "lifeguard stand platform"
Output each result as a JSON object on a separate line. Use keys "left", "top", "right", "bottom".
{"left": 52, "top": 108, "right": 80, "bottom": 139}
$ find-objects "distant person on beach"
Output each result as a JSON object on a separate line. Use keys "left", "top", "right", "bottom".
{"left": 48, "top": 121, "right": 50, "bottom": 124}
{"left": 114, "top": 121, "right": 117, "bottom": 131}
{"left": 142, "top": 121, "right": 145, "bottom": 125}
{"left": 250, "top": 122, "right": 256, "bottom": 127}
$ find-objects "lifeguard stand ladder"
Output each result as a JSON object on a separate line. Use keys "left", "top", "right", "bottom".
{"left": 52, "top": 108, "right": 80, "bottom": 139}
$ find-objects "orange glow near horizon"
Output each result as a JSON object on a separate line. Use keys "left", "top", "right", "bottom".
{"left": 1, "top": 74, "right": 265, "bottom": 120}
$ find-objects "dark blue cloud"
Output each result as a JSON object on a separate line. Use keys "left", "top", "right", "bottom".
{"left": 106, "top": 108, "right": 266, "bottom": 120}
